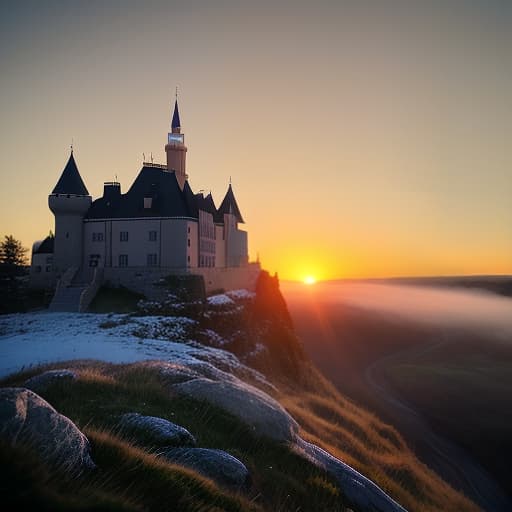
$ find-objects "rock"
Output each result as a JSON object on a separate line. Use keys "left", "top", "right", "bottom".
{"left": 172, "top": 377, "right": 298, "bottom": 443}
{"left": 138, "top": 361, "right": 203, "bottom": 384}
{"left": 0, "top": 387, "right": 95, "bottom": 474}
{"left": 119, "top": 412, "right": 196, "bottom": 447}
{"left": 24, "top": 369, "right": 78, "bottom": 392}
{"left": 160, "top": 447, "right": 249, "bottom": 490}
{"left": 293, "top": 437, "right": 407, "bottom": 512}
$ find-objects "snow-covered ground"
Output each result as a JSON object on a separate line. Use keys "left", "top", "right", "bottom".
{"left": 0, "top": 311, "right": 249, "bottom": 380}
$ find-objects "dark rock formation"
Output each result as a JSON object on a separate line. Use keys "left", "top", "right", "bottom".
{"left": 159, "top": 447, "right": 249, "bottom": 490}
{"left": 119, "top": 412, "right": 196, "bottom": 447}
{"left": 172, "top": 377, "right": 298, "bottom": 443}
{"left": 0, "top": 387, "right": 94, "bottom": 474}
{"left": 294, "top": 437, "right": 407, "bottom": 512}
{"left": 24, "top": 369, "right": 78, "bottom": 392}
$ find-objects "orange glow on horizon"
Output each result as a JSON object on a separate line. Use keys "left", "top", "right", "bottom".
{"left": 303, "top": 276, "right": 317, "bottom": 285}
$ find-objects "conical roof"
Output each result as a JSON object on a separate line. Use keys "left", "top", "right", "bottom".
{"left": 51, "top": 152, "right": 89, "bottom": 195}
{"left": 171, "top": 99, "right": 181, "bottom": 131}
{"left": 216, "top": 184, "right": 244, "bottom": 223}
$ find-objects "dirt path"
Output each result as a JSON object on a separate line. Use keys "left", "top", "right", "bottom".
{"left": 364, "top": 337, "right": 511, "bottom": 512}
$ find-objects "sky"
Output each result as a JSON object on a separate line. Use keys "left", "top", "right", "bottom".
{"left": 0, "top": 0, "right": 511, "bottom": 281}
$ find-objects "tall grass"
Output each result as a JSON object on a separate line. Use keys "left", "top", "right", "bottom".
{"left": 1, "top": 362, "right": 351, "bottom": 512}
{"left": 278, "top": 365, "right": 480, "bottom": 512}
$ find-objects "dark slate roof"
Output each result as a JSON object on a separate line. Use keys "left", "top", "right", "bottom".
{"left": 183, "top": 180, "right": 199, "bottom": 218}
{"left": 34, "top": 236, "right": 54, "bottom": 254}
{"left": 86, "top": 166, "right": 196, "bottom": 219}
{"left": 194, "top": 192, "right": 217, "bottom": 215}
{"left": 215, "top": 184, "right": 244, "bottom": 223}
{"left": 171, "top": 100, "right": 181, "bottom": 131}
{"left": 51, "top": 152, "right": 89, "bottom": 195}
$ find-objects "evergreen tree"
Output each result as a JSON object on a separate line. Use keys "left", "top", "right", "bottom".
{"left": 0, "top": 235, "right": 28, "bottom": 267}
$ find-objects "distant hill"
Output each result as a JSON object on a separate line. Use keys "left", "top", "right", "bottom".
{"left": 320, "top": 275, "right": 512, "bottom": 298}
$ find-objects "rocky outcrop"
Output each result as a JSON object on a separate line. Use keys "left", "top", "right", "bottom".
{"left": 140, "top": 359, "right": 407, "bottom": 511}
{"left": 24, "top": 369, "right": 78, "bottom": 392}
{"left": 159, "top": 447, "right": 250, "bottom": 490}
{"left": 0, "top": 387, "right": 94, "bottom": 474}
{"left": 119, "top": 412, "right": 196, "bottom": 447}
{"left": 172, "top": 377, "right": 298, "bottom": 443}
{"left": 294, "top": 438, "right": 407, "bottom": 512}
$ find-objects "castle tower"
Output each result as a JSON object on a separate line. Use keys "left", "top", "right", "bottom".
{"left": 48, "top": 149, "right": 91, "bottom": 276}
{"left": 165, "top": 98, "right": 188, "bottom": 190}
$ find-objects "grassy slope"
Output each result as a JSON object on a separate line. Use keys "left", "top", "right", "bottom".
{"left": 0, "top": 362, "right": 349, "bottom": 512}
{"left": 0, "top": 273, "right": 482, "bottom": 511}
{"left": 1, "top": 358, "right": 479, "bottom": 512}
{"left": 276, "top": 363, "right": 479, "bottom": 512}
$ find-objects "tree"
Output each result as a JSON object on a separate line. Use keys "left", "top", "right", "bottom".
{"left": 0, "top": 235, "right": 28, "bottom": 267}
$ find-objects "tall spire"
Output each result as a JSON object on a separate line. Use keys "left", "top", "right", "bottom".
{"left": 171, "top": 97, "right": 181, "bottom": 134}
{"left": 166, "top": 91, "right": 187, "bottom": 190}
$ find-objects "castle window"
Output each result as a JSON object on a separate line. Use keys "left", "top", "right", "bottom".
{"left": 144, "top": 197, "right": 153, "bottom": 209}
{"left": 147, "top": 253, "right": 158, "bottom": 266}
{"left": 120, "top": 231, "right": 129, "bottom": 242}
{"left": 92, "top": 232, "right": 104, "bottom": 242}
{"left": 119, "top": 254, "right": 128, "bottom": 267}
{"left": 45, "top": 265, "right": 52, "bottom": 272}
{"left": 89, "top": 254, "right": 100, "bottom": 267}
{"left": 187, "top": 255, "right": 190, "bottom": 264}
{"left": 149, "top": 231, "right": 157, "bottom": 242}
{"left": 187, "top": 238, "right": 190, "bottom": 247}
{"left": 188, "top": 226, "right": 191, "bottom": 234}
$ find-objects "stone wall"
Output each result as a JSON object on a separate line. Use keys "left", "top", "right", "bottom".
{"left": 103, "top": 262, "right": 261, "bottom": 300}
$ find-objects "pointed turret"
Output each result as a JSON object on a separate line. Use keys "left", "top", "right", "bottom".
{"left": 216, "top": 184, "right": 244, "bottom": 223}
{"left": 166, "top": 95, "right": 188, "bottom": 191}
{"left": 52, "top": 150, "right": 89, "bottom": 196}
{"left": 171, "top": 99, "right": 181, "bottom": 133}
{"left": 48, "top": 150, "right": 91, "bottom": 275}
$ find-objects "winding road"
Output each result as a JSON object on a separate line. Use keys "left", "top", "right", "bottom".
{"left": 364, "top": 337, "right": 511, "bottom": 512}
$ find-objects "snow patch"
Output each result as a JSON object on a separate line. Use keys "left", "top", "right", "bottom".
{"left": 207, "top": 294, "right": 235, "bottom": 306}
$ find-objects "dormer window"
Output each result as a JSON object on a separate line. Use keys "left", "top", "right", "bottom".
{"left": 144, "top": 197, "right": 152, "bottom": 209}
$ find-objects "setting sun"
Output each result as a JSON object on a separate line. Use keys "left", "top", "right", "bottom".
{"left": 303, "top": 276, "right": 317, "bottom": 285}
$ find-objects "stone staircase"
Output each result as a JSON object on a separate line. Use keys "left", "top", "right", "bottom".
{"left": 49, "top": 266, "right": 104, "bottom": 313}
{"left": 49, "top": 284, "right": 87, "bottom": 312}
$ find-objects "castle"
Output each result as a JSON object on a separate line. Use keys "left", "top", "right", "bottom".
{"left": 30, "top": 99, "right": 260, "bottom": 309}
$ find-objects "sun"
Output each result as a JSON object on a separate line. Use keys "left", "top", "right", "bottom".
{"left": 303, "top": 276, "right": 317, "bottom": 285}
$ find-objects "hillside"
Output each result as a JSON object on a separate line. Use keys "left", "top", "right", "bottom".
{"left": 0, "top": 272, "right": 479, "bottom": 511}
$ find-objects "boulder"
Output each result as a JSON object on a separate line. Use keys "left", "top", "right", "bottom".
{"left": 24, "top": 369, "right": 78, "bottom": 392}
{"left": 172, "top": 377, "right": 298, "bottom": 443}
{"left": 119, "top": 412, "right": 196, "bottom": 447}
{"left": 160, "top": 447, "right": 249, "bottom": 490}
{"left": 293, "top": 437, "right": 407, "bottom": 512}
{"left": 0, "top": 387, "right": 94, "bottom": 474}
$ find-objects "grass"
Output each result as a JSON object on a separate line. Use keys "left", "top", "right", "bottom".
{"left": 278, "top": 364, "right": 480, "bottom": 512}
{"left": 88, "top": 287, "right": 145, "bottom": 313}
{"left": 1, "top": 361, "right": 351, "bottom": 512}
{"left": 1, "top": 359, "right": 481, "bottom": 512}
